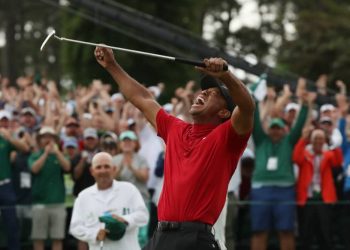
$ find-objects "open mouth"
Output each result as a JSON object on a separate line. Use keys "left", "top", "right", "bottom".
{"left": 194, "top": 96, "right": 205, "bottom": 106}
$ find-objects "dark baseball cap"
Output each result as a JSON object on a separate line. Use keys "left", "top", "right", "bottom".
{"left": 200, "top": 75, "right": 235, "bottom": 112}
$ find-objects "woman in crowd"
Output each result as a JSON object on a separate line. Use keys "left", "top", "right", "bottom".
{"left": 112, "top": 130, "right": 150, "bottom": 247}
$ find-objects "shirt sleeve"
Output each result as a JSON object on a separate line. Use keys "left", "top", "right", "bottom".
{"left": 69, "top": 194, "right": 100, "bottom": 244}
{"left": 156, "top": 109, "right": 183, "bottom": 143}
{"left": 252, "top": 101, "right": 268, "bottom": 146}
{"left": 288, "top": 105, "right": 308, "bottom": 145}
{"left": 28, "top": 152, "right": 40, "bottom": 170}
{"left": 223, "top": 120, "right": 251, "bottom": 157}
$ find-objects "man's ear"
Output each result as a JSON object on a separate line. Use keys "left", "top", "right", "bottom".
{"left": 218, "top": 109, "right": 231, "bottom": 119}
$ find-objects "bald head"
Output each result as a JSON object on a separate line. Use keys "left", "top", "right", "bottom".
{"left": 92, "top": 152, "right": 113, "bottom": 168}
{"left": 310, "top": 129, "right": 326, "bottom": 154}
{"left": 310, "top": 129, "right": 326, "bottom": 143}
{"left": 90, "top": 152, "right": 115, "bottom": 190}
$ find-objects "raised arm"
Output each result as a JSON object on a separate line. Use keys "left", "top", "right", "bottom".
{"left": 292, "top": 136, "right": 307, "bottom": 165}
{"left": 273, "top": 84, "right": 292, "bottom": 117}
{"left": 95, "top": 47, "right": 161, "bottom": 130}
{"left": 0, "top": 128, "right": 29, "bottom": 152}
{"left": 336, "top": 93, "right": 349, "bottom": 152}
{"left": 288, "top": 91, "right": 315, "bottom": 145}
{"left": 198, "top": 58, "right": 255, "bottom": 135}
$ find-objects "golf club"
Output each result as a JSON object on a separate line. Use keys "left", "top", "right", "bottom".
{"left": 40, "top": 30, "right": 228, "bottom": 71}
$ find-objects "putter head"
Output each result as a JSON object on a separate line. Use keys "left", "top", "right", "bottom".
{"left": 40, "top": 30, "right": 56, "bottom": 51}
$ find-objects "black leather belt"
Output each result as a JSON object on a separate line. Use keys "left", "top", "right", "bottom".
{"left": 157, "top": 221, "right": 212, "bottom": 232}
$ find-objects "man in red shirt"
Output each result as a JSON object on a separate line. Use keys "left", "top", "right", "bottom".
{"left": 95, "top": 47, "right": 255, "bottom": 250}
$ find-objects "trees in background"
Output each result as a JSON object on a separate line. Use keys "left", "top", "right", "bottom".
{"left": 202, "top": 0, "right": 350, "bottom": 85}
{"left": 0, "top": 0, "right": 350, "bottom": 90}
{"left": 278, "top": 0, "right": 350, "bottom": 84}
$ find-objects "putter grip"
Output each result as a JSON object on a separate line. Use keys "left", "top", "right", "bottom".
{"left": 175, "top": 57, "right": 228, "bottom": 71}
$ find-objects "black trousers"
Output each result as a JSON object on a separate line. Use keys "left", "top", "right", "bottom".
{"left": 143, "top": 225, "right": 220, "bottom": 250}
{"left": 298, "top": 201, "right": 333, "bottom": 250}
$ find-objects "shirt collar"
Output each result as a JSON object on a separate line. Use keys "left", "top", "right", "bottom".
{"left": 91, "top": 180, "right": 119, "bottom": 194}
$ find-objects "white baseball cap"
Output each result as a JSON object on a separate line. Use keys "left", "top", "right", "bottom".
{"left": 111, "top": 93, "right": 125, "bottom": 102}
{"left": 21, "top": 107, "right": 36, "bottom": 116}
{"left": 163, "top": 103, "right": 173, "bottom": 113}
{"left": 0, "top": 110, "right": 12, "bottom": 120}
{"left": 148, "top": 86, "right": 161, "bottom": 98}
{"left": 83, "top": 127, "right": 98, "bottom": 139}
{"left": 39, "top": 126, "right": 56, "bottom": 135}
{"left": 320, "top": 104, "right": 335, "bottom": 113}
{"left": 285, "top": 103, "right": 299, "bottom": 113}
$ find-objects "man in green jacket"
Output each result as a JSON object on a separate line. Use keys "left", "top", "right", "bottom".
{"left": 29, "top": 126, "right": 71, "bottom": 250}
{"left": 0, "top": 110, "right": 29, "bottom": 250}
{"left": 250, "top": 92, "right": 314, "bottom": 250}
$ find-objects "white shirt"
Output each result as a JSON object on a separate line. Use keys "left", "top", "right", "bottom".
{"left": 330, "top": 127, "right": 342, "bottom": 149}
{"left": 138, "top": 123, "right": 164, "bottom": 189}
{"left": 227, "top": 148, "right": 255, "bottom": 195}
{"left": 69, "top": 180, "right": 149, "bottom": 250}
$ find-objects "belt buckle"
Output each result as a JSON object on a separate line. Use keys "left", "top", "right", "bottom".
{"left": 159, "top": 222, "right": 166, "bottom": 231}
{"left": 159, "top": 222, "right": 180, "bottom": 231}
{"left": 169, "top": 222, "right": 179, "bottom": 230}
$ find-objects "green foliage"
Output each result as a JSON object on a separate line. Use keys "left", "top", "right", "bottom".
{"left": 278, "top": 0, "right": 350, "bottom": 83}
{"left": 58, "top": 0, "right": 207, "bottom": 101}
{"left": 1, "top": 0, "right": 350, "bottom": 93}
{"left": 233, "top": 27, "right": 269, "bottom": 59}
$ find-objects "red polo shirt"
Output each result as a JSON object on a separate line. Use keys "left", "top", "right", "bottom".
{"left": 156, "top": 109, "right": 250, "bottom": 225}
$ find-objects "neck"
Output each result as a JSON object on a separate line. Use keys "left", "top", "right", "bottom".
{"left": 192, "top": 116, "right": 222, "bottom": 126}
{"left": 97, "top": 181, "right": 113, "bottom": 190}
{"left": 123, "top": 151, "right": 133, "bottom": 156}
{"left": 314, "top": 149, "right": 323, "bottom": 155}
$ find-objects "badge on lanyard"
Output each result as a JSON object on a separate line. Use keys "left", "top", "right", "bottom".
{"left": 267, "top": 157, "right": 278, "bottom": 171}
{"left": 20, "top": 172, "right": 31, "bottom": 188}
{"left": 313, "top": 184, "right": 321, "bottom": 193}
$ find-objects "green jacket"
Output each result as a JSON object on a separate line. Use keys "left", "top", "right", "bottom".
{"left": 0, "top": 136, "right": 15, "bottom": 181}
{"left": 252, "top": 104, "right": 308, "bottom": 186}
{"left": 28, "top": 150, "right": 66, "bottom": 204}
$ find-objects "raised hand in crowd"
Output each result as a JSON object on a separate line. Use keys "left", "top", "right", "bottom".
{"left": 0, "top": 127, "right": 29, "bottom": 152}
{"left": 0, "top": 127, "right": 13, "bottom": 141}
{"left": 173, "top": 85, "right": 194, "bottom": 122}
{"left": 44, "top": 141, "right": 55, "bottom": 154}
{"left": 306, "top": 91, "right": 317, "bottom": 106}
{"left": 316, "top": 74, "right": 328, "bottom": 94}
{"left": 296, "top": 77, "right": 307, "bottom": 98}
{"left": 274, "top": 84, "right": 292, "bottom": 117}
{"left": 336, "top": 92, "right": 349, "bottom": 117}
{"left": 336, "top": 80, "right": 347, "bottom": 95}
{"left": 259, "top": 86, "right": 276, "bottom": 130}
{"left": 301, "top": 124, "right": 314, "bottom": 140}
{"left": 111, "top": 96, "right": 123, "bottom": 134}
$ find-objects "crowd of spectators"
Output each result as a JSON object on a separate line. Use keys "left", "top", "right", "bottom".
{"left": 0, "top": 72, "right": 350, "bottom": 250}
